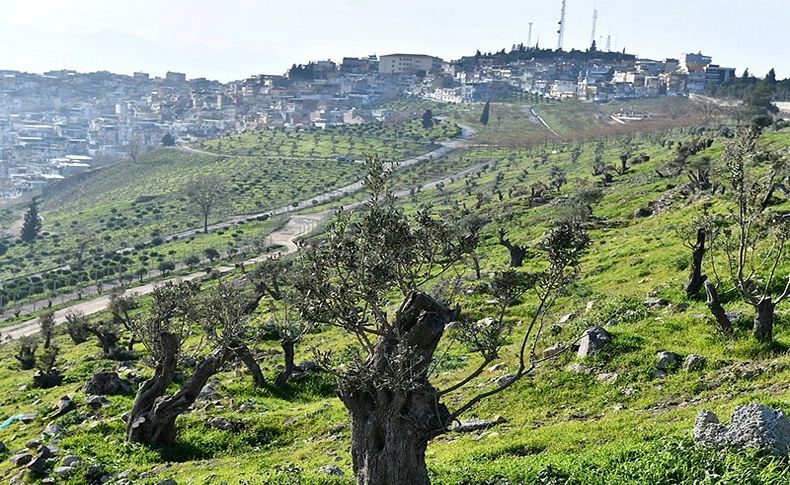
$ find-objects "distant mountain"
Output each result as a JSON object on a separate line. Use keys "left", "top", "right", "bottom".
{"left": 0, "top": 26, "right": 289, "bottom": 81}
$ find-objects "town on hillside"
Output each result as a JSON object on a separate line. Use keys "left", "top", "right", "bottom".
{"left": 0, "top": 46, "right": 766, "bottom": 200}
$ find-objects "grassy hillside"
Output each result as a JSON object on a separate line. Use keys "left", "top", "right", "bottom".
{"left": 0, "top": 119, "right": 458, "bottom": 308}
{"left": 0, "top": 111, "right": 788, "bottom": 485}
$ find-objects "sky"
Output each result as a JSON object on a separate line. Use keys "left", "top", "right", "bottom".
{"left": 0, "top": 0, "right": 786, "bottom": 81}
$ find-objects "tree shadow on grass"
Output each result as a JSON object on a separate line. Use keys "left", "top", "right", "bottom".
{"left": 590, "top": 333, "right": 646, "bottom": 365}
{"left": 223, "top": 372, "right": 337, "bottom": 403}
{"left": 157, "top": 423, "right": 284, "bottom": 462}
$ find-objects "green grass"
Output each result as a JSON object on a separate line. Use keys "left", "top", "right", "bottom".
{"left": 0, "top": 117, "right": 463, "bottom": 309}
{"left": 0, "top": 99, "right": 788, "bottom": 483}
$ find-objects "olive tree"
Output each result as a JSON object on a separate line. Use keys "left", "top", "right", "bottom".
{"left": 185, "top": 176, "right": 226, "bottom": 234}
{"left": 269, "top": 296, "right": 312, "bottom": 389}
{"left": 678, "top": 212, "right": 712, "bottom": 297}
{"left": 249, "top": 259, "right": 311, "bottom": 388}
{"left": 109, "top": 288, "right": 139, "bottom": 351}
{"left": 38, "top": 311, "right": 55, "bottom": 349}
{"left": 453, "top": 212, "right": 487, "bottom": 280}
{"left": 15, "top": 336, "right": 38, "bottom": 370}
{"left": 708, "top": 128, "right": 789, "bottom": 341}
{"left": 291, "top": 157, "right": 589, "bottom": 484}
{"left": 222, "top": 274, "right": 272, "bottom": 388}
{"left": 65, "top": 311, "right": 90, "bottom": 344}
{"left": 88, "top": 319, "right": 122, "bottom": 359}
{"left": 32, "top": 345, "right": 63, "bottom": 389}
{"left": 126, "top": 280, "right": 255, "bottom": 445}
{"left": 497, "top": 228, "right": 527, "bottom": 267}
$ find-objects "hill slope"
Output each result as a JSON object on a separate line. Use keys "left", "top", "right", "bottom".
{"left": 0, "top": 106, "right": 788, "bottom": 484}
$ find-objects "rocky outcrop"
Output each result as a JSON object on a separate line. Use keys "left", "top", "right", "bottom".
{"left": 693, "top": 404, "right": 790, "bottom": 456}
{"left": 316, "top": 465, "right": 345, "bottom": 476}
{"left": 450, "top": 416, "right": 507, "bottom": 433}
{"left": 655, "top": 351, "right": 679, "bottom": 370}
{"left": 542, "top": 343, "right": 565, "bottom": 359}
{"left": 577, "top": 326, "right": 611, "bottom": 358}
{"left": 85, "top": 372, "right": 132, "bottom": 396}
{"left": 683, "top": 354, "right": 706, "bottom": 372}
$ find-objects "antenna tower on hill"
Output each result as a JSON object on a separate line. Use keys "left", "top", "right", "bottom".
{"left": 557, "top": 0, "right": 567, "bottom": 50}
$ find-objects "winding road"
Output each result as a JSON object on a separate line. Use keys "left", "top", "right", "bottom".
{"left": 1, "top": 124, "right": 477, "bottom": 341}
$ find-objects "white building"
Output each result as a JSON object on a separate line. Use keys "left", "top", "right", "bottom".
{"left": 549, "top": 80, "right": 577, "bottom": 99}
{"left": 378, "top": 54, "right": 442, "bottom": 74}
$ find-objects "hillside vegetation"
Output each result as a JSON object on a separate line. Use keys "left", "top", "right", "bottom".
{"left": 0, "top": 118, "right": 457, "bottom": 313}
{"left": 1, "top": 98, "right": 789, "bottom": 484}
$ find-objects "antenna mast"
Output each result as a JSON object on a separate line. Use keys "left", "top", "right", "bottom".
{"left": 557, "top": 0, "right": 566, "bottom": 50}
{"left": 527, "top": 22, "right": 533, "bottom": 48}
{"left": 590, "top": 8, "right": 598, "bottom": 48}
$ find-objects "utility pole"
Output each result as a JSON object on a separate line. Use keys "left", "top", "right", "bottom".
{"left": 556, "top": 0, "right": 567, "bottom": 51}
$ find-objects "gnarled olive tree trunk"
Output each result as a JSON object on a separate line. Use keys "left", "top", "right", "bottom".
{"left": 753, "top": 298, "right": 775, "bottom": 342}
{"left": 704, "top": 281, "right": 732, "bottom": 334}
{"left": 127, "top": 334, "right": 225, "bottom": 445}
{"left": 234, "top": 342, "right": 266, "bottom": 388}
{"left": 274, "top": 340, "right": 295, "bottom": 388}
{"left": 497, "top": 230, "right": 526, "bottom": 267}
{"left": 684, "top": 228, "right": 707, "bottom": 296}
{"left": 341, "top": 292, "right": 455, "bottom": 485}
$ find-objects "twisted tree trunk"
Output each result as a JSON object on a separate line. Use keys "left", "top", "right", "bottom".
{"left": 704, "top": 281, "right": 732, "bottom": 334}
{"left": 497, "top": 230, "right": 526, "bottom": 267}
{"left": 753, "top": 298, "right": 775, "bottom": 342}
{"left": 684, "top": 228, "right": 707, "bottom": 296}
{"left": 126, "top": 333, "right": 178, "bottom": 444}
{"left": 90, "top": 329, "right": 120, "bottom": 358}
{"left": 274, "top": 340, "right": 296, "bottom": 388}
{"left": 342, "top": 292, "right": 455, "bottom": 485}
{"left": 471, "top": 255, "right": 481, "bottom": 280}
{"left": 15, "top": 352, "right": 36, "bottom": 370}
{"left": 234, "top": 343, "right": 266, "bottom": 388}
{"left": 127, "top": 335, "right": 225, "bottom": 445}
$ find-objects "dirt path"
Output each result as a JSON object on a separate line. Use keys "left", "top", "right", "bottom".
{"left": 0, "top": 214, "right": 326, "bottom": 341}
{"left": 1, "top": 126, "right": 477, "bottom": 341}
{"left": 0, "top": 161, "right": 483, "bottom": 341}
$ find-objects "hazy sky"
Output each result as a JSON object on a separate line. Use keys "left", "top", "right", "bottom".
{"left": 0, "top": 0, "right": 786, "bottom": 81}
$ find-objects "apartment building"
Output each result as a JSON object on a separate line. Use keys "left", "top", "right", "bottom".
{"left": 378, "top": 54, "right": 443, "bottom": 74}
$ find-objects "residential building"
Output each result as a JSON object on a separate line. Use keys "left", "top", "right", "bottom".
{"left": 379, "top": 54, "right": 443, "bottom": 75}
